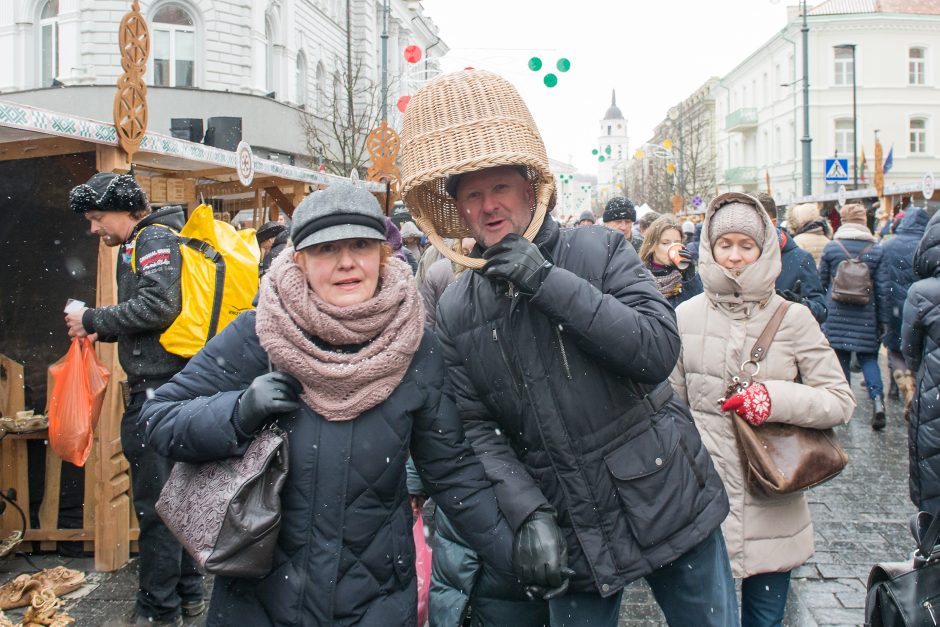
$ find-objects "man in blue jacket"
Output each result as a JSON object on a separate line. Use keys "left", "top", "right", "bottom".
{"left": 879, "top": 206, "right": 930, "bottom": 418}
{"left": 758, "top": 193, "right": 827, "bottom": 323}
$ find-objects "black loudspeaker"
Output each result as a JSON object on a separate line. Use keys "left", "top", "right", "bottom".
{"left": 203, "top": 117, "right": 242, "bottom": 151}
{"left": 170, "top": 118, "right": 204, "bottom": 143}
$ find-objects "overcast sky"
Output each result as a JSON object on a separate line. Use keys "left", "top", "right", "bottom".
{"left": 418, "top": 0, "right": 797, "bottom": 173}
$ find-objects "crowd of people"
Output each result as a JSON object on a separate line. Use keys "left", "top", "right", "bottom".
{"left": 60, "top": 68, "right": 940, "bottom": 627}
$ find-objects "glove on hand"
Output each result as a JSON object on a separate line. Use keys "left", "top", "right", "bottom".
{"left": 878, "top": 323, "right": 890, "bottom": 343}
{"left": 483, "top": 233, "right": 553, "bottom": 295}
{"left": 776, "top": 279, "right": 803, "bottom": 304}
{"left": 232, "top": 371, "right": 302, "bottom": 440}
{"left": 677, "top": 248, "right": 696, "bottom": 280}
{"left": 512, "top": 508, "right": 575, "bottom": 600}
{"left": 721, "top": 382, "right": 772, "bottom": 426}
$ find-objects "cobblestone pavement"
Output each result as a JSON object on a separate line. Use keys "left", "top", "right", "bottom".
{"left": 0, "top": 364, "right": 916, "bottom": 626}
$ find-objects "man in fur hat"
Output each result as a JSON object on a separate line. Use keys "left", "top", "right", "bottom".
{"left": 401, "top": 70, "right": 735, "bottom": 626}
{"left": 64, "top": 173, "right": 203, "bottom": 626}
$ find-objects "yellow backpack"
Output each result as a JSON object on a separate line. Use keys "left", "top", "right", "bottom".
{"left": 133, "top": 204, "right": 260, "bottom": 357}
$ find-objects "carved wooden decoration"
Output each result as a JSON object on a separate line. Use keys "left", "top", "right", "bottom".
{"left": 366, "top": 121, "right": 401, "bottom": 212}
{"left": 113, "top": 1, "right": 150, "bottom": 164}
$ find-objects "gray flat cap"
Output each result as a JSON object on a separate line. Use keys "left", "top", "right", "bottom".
{"left": 291, "top": 183, "right": 386, "bottom": 251}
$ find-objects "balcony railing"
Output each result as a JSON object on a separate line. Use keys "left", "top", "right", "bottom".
{"left": 725, "top": 107, "right": 758, "bottom": 132}
{"left": 725, "top": 166, "right": 758, "bottom": 185}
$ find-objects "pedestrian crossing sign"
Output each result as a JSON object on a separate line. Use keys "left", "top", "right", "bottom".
{"left": 825, "top": 158, "right": 849, "bottom": 182}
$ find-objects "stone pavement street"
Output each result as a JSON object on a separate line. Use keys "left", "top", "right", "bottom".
{"left": 0, "top": 368, "right": 917, "bottom": 626}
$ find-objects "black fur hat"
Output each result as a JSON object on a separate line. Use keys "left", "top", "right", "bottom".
{"left": 69, "top": 173, "right": 148, "bottom": 214}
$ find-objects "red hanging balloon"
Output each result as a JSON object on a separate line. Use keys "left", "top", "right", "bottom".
{"left": 397, "top": 95, "right": 411, "bottom": 113}
{"left": 404, "top": 45, "right": 422, "bottom": 64}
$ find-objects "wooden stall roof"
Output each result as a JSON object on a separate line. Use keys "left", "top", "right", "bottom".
{"left": 0, "top": 99, "right": 384, "bottom": 191}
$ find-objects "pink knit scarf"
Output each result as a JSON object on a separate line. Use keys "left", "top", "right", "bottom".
{"left": 255, "top": 247, "right": 425, "bottom": 421}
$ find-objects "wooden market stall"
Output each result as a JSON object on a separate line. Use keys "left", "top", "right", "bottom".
{"left": 0, "top": 96, "right": 382, "bottom": 574}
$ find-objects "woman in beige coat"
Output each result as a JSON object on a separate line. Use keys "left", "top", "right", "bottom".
{"left": 787, "top": 202, "right": 831, "bottom": 265}
{"left": 670, "top": 192, "right": 855, "bottom": 627}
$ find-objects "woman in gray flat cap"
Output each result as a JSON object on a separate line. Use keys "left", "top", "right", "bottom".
{"left": 140, "top": 183, "right": 516, "bottom": 626}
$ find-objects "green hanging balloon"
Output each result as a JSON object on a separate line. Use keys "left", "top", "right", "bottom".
{"left": 543, "top": 73, "right": 558, "bottom": 88}
{"left": 528, "top": 57, "right": 542, "bottom": 71}
{"left": 556, "top": 58, "right": 571, "bottom": 72}
{"left": 605, "top": 145, "right": 612, "bottom": 155}
{"left": 598, "top": 155, "right": 606, "bottom": 162}
{"left": 591, "top": 149, "right": 598, "bottom": 155}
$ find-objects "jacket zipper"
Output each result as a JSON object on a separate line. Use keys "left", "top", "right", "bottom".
{"left": 554, "top": 326, "right": 573, "bottom": 380}
{"left": 926, "top": 596, "right": 939, "bottom": 625}
{"left": 492, "top": 327, "right": 521, "bottom": 394}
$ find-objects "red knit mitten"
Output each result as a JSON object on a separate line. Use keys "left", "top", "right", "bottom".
{"left": 721, "top": 383, "right": 771, "bottom": 426}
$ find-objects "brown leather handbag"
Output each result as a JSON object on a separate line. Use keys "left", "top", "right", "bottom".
{"left": 723, "top": 301, "right": 849, "bottom": 496}
{"left": 156, "top": 427, "right": 288, "bottom": 578}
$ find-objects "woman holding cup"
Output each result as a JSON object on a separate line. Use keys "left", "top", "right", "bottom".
{"left": 637, "top": 215, "right": 703, "bottom": 308}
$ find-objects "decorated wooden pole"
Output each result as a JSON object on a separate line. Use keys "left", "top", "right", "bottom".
{"left": 112, "top": 0, "right": 150, "bottom": 167}
{"left": 366, "top": 121, "right": 401, "bottom": 214}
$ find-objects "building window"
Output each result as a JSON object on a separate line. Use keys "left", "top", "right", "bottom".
{"left": 296, "top": 52, "right": 307, "bottom": 106}
{"left": 774, "top": 125, "right": 782, "bottom": 163}
{"left": 39, "top": 0, "right": 59, "bottom": 87}
{"left": 834, "top": 47, "right": 854, "bottom": 86}
{"left": 152, "top": 4, "right": 195, "bottom": 87}
{"left": 911, "top": 118, "right": 927, "bottom": 154}
{"left": 265, "top": 17, "right": 276, "bottom": 94}
{"left": 910, "top": 47, "right": 926, "bottom": 85}
{"left": 834, "top": 118, "right": 854, "bottom": 157}
{"left": 316, "top": 62, "right": 326, "bottom": 116}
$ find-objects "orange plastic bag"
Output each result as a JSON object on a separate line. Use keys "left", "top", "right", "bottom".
{"left": 47, "top": 338, "right": 110, "bottom": 466}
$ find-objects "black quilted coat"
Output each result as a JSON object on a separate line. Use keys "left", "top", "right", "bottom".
{"left": 902, "top": 211, "right": 940, "bottom": 511}
{"left": 435, "top": 217, "right": 729, "bottom": 596}
{"left": 140, "top": 312, "right": 513, "bottom": 626}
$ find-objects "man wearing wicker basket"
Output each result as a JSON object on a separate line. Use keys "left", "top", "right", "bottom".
{"left": 400, "top": 70, "right": 737, "bottom": 626}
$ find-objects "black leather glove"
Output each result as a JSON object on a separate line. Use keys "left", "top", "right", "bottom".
{"left": 878, "top": 323, "right": 890, "bottom": 343}
{"left": 677, "top": 247, "right": 696, "bottom": 280}
{"left": 512, "top": 507, "right": 575, "bottom": 600}
{"left": 776, "top": 279, "right": 803, "bottom": 304}
{"left": 232, "top": 371, "right": 302, "bottom": 441}
{"left": 482, "top": 233, "right": 553, "bottom": 295}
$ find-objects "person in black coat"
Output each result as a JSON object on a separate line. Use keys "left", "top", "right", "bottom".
{"left": 757, "top": 192, "right": 827, "bottom": 323}
{"left": 820, "top": 203, "right": 890, "bottom": 429}
{"left": 902, "top": 210, "right": 940, "bottom": 512}
{"left": 140, "top": 184, "right": 516, "bottom": 626}
{"left": 879, "top": 207, "right": 929, "bottom": 418}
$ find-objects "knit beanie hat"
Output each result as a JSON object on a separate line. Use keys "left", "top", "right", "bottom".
{"left": 709, "top": 199, "right": 765, "bottom": 250}
{"left": 682, "top": 220, "right": 695, "bottom": 235}
{"left": 603, "top": 197, "right": 636, "bottom": 223}
{"left": 578, "top": 210, "right": 595, "bottom": 224}
{"left": 256, "top": 221, "right": 286, "bottom": 244}
{"left": 840, "top": 203, "right": 867, "bottom": 226}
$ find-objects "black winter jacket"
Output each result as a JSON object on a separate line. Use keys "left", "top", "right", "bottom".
{"left": 778, "top": 229, "right": 828, "bottom": 323}
{"left": 880, "top": 207, "right": 929, "bottom": 352}
{"left": 140, "top": 312, "right": 513, "bottom": 626}
{"left": 435, "top": 218, "right": 729, "bottom": 596}
{"left": 82, "top": 206, "right": 187, "bottom": 392}
{"left": 902, "top": 211, "right": 940, "bottom": 511}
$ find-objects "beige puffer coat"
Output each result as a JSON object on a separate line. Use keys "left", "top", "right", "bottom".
{"left": 787, "top": 202, "right": 830, "bottom": 264}
{"left": 670, "top": 193, "right": 855, "bottom": 579}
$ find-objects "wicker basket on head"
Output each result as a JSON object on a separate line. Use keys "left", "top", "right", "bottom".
{"left": 400, "top": 69, "right": 555, "bottom": 269}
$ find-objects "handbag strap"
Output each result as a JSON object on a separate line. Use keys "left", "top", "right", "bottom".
{"left": 916, "top": 510, "right": 940, "bottom": 560}
{"left": 747, "top": 301, "right": 792, "bottom": 364}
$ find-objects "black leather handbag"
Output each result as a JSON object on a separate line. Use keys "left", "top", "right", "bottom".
{"left": 156, "top": 427, "right": 289, "bottom": 578}
{"left": 865, "top": 510, "right": 940, "bottom": 626}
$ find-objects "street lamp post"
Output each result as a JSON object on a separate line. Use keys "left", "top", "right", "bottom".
{"left": 835, "top": 43, "right": 858, "bottom": 189}
{"left": 800, "top": 0, "right": 812, "bottom": 196}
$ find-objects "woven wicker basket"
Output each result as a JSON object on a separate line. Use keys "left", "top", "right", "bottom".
{"left": 400, "top": 70, "right": 555, "bottom": 269}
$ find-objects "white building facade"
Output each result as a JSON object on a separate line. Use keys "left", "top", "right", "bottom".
{"left": 0, "top": 0, "right": 446, "bottom": 162}
{"left": 713, "top": 0, "right": 940, "bottom": 203}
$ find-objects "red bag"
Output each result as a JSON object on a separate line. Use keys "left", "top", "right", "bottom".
{"left": 47, "top": 338, "right": 110, "bottom": 466}
{"left": 413, "top": 513, "right": 432, "bottom": 627}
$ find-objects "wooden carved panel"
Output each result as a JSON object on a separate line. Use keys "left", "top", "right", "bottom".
{"left": 113, "top": 1, "right": 150, "bottom": 164}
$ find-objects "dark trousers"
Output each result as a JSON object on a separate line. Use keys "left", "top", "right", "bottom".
{"left": 835, "top": 350, "right": 884, "bottom": 398}
{"left": 547, "top": 529, "right": 738, "bottom": 626}
{"left": 122, "top": 391, "right": 203, "bottom": 621}
{"left": 741, "top": 571, "right": 791, "bottom": 627}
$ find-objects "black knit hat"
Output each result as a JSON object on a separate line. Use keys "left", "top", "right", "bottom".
{"left": 603, "top": 196, "right": 636, "bottom": 223}
{"left": 69, "top": 173, "right": 148, "bottom": 214}
{"left": 255, "top": 221, "right": 286, "bottom": 244}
